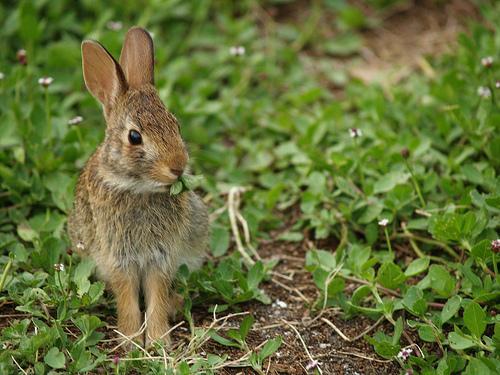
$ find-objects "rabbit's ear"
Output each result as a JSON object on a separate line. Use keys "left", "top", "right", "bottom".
{"left": 119, "top": 27, "right": 154, "bottom": 88}
{"left": 81, "top": 40, "right": 127, "bottom": 107}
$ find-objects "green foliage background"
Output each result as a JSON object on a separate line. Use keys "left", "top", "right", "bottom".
{"left": 0, "top": 0, "right": 499, "bottom": 373}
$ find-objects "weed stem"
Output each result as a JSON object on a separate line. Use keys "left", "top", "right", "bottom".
{"left": 397, "top": 231, "right": 459, "bottom": 260}
{"left": 405, "top": 160, "right": 426, "bottom": 208}
{"left": 492, "top": 253, "right": 498, "bottom": 278}
{"left": 0, "top": 257, "right": 13, "bottom": 291}
{"left": 384, "top": 227, "right": 393, "bottom": 258}
{"left": 45, "top": 88, "right": 51, "bottom": 128}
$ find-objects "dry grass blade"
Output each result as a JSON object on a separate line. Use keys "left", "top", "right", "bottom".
{"left": 282, "top": 319, "right": 323, "bottom": 375}
{"left": 321, "top": 315, "right": 385, "bottom": 342}
{"left": 227, "top": 186, "right": 255, "bottom": 266}
{"left": 329, "top": 350, "right": 393, "bottom": 363}
{"left": 110, "top": 314, "right": 149, "bottom": 354}
{"left": 11, "top": 356, "right": 27, "bottom": 375}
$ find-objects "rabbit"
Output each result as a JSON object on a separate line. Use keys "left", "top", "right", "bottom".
{"left": 67, "top": 26, "right": 209, "bottom": 348}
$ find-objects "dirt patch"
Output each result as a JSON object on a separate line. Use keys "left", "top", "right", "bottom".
{"left": 224, "top": 241, "right": 399, "bottom": 374}
{"left": 0, "top": 302, "right": 26, "bottom": 329}
{"left": 264, "top": 0, "right": 479, "bottom": 84}
{"left": 352, "top": 0, "right": 479, "bottom": 83}
{"left": 167, "top": 240, "right": 401, "bottom": 374}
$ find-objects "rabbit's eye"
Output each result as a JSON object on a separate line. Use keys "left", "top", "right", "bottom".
{"left": 128, "top": 130, "right": 142, "bottom": 145}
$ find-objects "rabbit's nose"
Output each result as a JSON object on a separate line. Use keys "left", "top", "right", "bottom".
{"left": 170, "top": 168, "right": 184, "bottom": 177}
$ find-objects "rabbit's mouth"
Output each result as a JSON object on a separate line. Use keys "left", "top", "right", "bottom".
{"left": 144, "top": 175, "right": 187, "bottom": 192}
{"left": 146, "top": 180, "right": 171, "bottom": 192}
{"left": 100, "top": 170, "right": 172, "bottom": 194}
{"left": 150, "top": 167, "right": 184, "bottom": 186}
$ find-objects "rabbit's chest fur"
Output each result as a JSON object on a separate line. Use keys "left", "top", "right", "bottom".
{"left": 100, "top": 194, "right": 187, "bottom": 271}
{"left": 94, "top": 192, "right": 190, "bottom": 271}
{"left": 68, "top": 158, "right": 208, "bottom": 278}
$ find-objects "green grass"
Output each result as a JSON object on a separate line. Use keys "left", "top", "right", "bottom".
{"left": 1, "top": 0, "right": 499, "bottom": 374}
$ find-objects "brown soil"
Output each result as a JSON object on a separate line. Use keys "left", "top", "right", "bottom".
{"left": 207, "top": 241, "right": 400, "bottom": 374}
{"left": 352, "top": 0, "right": 479, "bottom": 83}
{"left": 266, "top": 0, "right": 479, "bottom": 85}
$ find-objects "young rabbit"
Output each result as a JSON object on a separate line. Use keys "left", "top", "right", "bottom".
{"left": 68, "top": 27, "right": 209, "bottom": 347}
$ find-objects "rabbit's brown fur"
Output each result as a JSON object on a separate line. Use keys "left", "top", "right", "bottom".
{"left": 68, "top": 27, "right": 208, "bottom": 347}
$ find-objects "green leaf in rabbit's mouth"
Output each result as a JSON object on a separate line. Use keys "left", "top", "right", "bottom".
{"left": 169, "top": 175, "right": 204, "bottom": 196}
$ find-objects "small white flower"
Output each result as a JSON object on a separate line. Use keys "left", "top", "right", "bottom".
{"left": 378, "top": 218, "right": 389, "bottom": 227}
{"left": 229, "top": 46, "right": 245, "bottom": 56}
{"left": 68, "top": 116, "right": 84, "bottom": 125}
{"left": 305, "top": 360, "right": 319, "bottom": 371}
{"left": 0, "top": 72, "right": 4, "bottom": 80}
{"left": 397, "top": 347, "right": 413, "bottom": 361}
{"left": 481, "top": 56, "right": 493, "bottom": 68}
{"left": 496, "top": 81, "right": 500, "bottom": 89}
{"left": 477, "top": 86, "right": 491, "bottom": 98}
{"left": 492, "top": 239, "right": 500, "bottom": 252}
{"left": 53, "top": 263, "right": 65, "bottom": 272}
{"left": 349, "top": 128, "right": 362, "bottom": 138}
{"left": 17, "top": 49, "right": 27, "bottom": 65}
{"left": 76, "top": 241, "right": 85, "bottom": 251}
{"left": 106, "top": 21, "right": 123, "bottom": 31}
{"left": 38, "top": 77, "right": 54, "bottom": 88}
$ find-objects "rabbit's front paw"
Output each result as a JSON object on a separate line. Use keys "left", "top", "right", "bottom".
{"left": 145, "top": 323, "right": 171, "bottom": 349}
{"left": 143, "top": 271, "right": 176, "bottom": 348}
{"left": 117, "top": 313, "right": 143, "bottom": 349}
{"left": 109, "top": 270, "right": 143, "bottom": 349}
